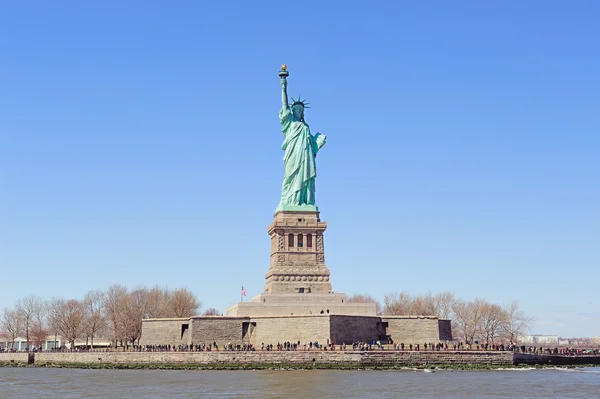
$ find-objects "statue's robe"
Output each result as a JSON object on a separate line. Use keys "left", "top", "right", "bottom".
{"left": 278, "top": 106, "right": 326, "bottom": 207}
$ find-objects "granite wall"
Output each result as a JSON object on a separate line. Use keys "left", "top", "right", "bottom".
{"left": 329, "top": 316, "right": 380, "bottom": 343}
{"left": 438, "top": 319, "right": 452, "bottom": 341}
{"left": 514, "top": 352, "right": 600, "bottom": 365}
{"left": 382, "top": 316, "right": 448, "bottom": 343}
{"left": 0, "top": 352, "right": 30, "bottom": 364}
{"left": 139, "top": 318, "right": 189, "bottom": 346}
{"left": 191, "top": 317, "right": 247, "bottom": 345}
{"left": 140, "top": 314, "right": 453, "bottom": 347}
{"left": 31, "top": 350, "right": 515, "bottom": 367}
{"left": 9, "top": 351, "right": 600, "bottom": 368}
{"left": 250, "top": 315, "right": 330, "bottom": 346}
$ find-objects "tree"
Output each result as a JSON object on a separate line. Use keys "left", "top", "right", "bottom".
{"left": 83, "top": 290, "right": 106, "bottom": 349}
{"left": 103, "top": 285, "right": 201, "bottom": 348}
{"left": 126, "top": 287, "right": 150, "bottom": 346}
{"left": 431, "top": 292, "right": 456, "bottom": 319}
{"left": 1, "top": 307, "right": 22, "bottom": 350}
{"left": 479, "top": 303, "right": 506, "bottom": 345}
{"left": 383, "top": 292, "right": 438, "bottom": 316}
{"left": 383, "top": 292, "right": 414, "bottom": 315}
{"left": 103, "top": 284, "right": 129, "bottom": 348}
{"left": 143, "top": 286, "right": 170, "bottom": 318}
{"left": 501, "top": 301, "right": 531, "bottom": 345}
{"left": 48, "top": 299, "right": 87, "bottom": 348}
{"left": 46, "top": 299, "right": 62, "bottom": 350}
{"left": 411, "top": 293, "right": 437, "bottom": 316}
{"left": 452, "top": 298, "right": 489, "bottom": 344}
{"left": 169, "top": 288, "right": 201, "bottom": 318}
{"left": 346, "top": 293, "right": 382, "bottom": 315}
{"left": 202, "top": 308, "right": 221, "bottom": 316}
{"left": 125, "top": 286, "right": 179, "bottom": 346}
{"left": 16, "top": 295, "right": 45, "bottom": 351}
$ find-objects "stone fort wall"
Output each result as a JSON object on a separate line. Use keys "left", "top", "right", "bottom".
{"left": 192, "top": 317, "right": 247, "bottom": 345}
{"left": 141, "top": 315, "right": 453, "bottom": 347}
{"left": 139, "top": 318, "right": 189, "bottom": 346}
{"left": 250, "top": 315, "right": 331, "bottom": 345}
{"left": 382, "top": 316, "right": 452, "bottom": 343}
{"left": 0, "top": 352, "right": 29, "bottom": 363}
{"left": 5, "top": 351, "right": 600, "bottom": 367}
{"left": 329, "top": 315, "right": 381, "bottom": 343}
{"left": 29, "top": 350, "right": 514, "bottom": 366}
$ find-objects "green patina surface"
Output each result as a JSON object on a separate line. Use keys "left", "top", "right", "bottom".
{"left": 277, "top": 66, "right": 326, "bottom": 212}
{"left": 275, "top": 204, "right": 319, "bottom": 212}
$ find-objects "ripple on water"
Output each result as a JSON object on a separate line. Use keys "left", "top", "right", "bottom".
{"left": 0, "top": 367, "right": 599, "bottom": 399}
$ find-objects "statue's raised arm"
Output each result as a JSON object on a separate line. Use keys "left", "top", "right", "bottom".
{"left": 279, "top": 64, "right": 289, "bottom": 110}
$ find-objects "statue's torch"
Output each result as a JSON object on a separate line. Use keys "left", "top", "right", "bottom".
{"left": 278, "top": 64, "right": 289, "bottom": 80}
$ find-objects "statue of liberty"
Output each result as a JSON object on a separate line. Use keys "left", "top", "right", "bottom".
{"left": 277, "top": 65, "right": 326, "bottom": 211}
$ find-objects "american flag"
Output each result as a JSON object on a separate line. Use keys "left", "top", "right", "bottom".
{"left": 241, "top": 286, "right": 247, "bottom": 296}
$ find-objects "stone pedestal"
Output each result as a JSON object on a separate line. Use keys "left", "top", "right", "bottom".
{"left": 264, "top": 210, "right": 331, "bottom": 294}
{"left": 226, "top": 210, "right": 377, "bottom": 317}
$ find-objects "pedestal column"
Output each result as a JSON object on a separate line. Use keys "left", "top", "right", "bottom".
{"left": 264, "top": 210, "right": 331, "bottom": 294}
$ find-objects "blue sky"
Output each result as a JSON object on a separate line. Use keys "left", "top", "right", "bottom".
{"left": 1, "top": 1, "right": 598, "bottom": 338}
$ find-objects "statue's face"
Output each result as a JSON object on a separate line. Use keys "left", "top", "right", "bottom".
{"left": 292, "top": 104, "right": 304, "bottom": 120}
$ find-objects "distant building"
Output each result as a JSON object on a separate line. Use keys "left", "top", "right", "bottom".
{"left": 70, "top": 337, "right": 112, "bottom": 349}
{"left": 520, "top": 335, "right": 559, "bottom": 345}
{"left": 0, "top": 337, "right": 30, "bottom": 351}
{"left": 0, "top": 336, "right": 65, "bottom": 351}
{"left": 0, "top": 336, "right": 112, "bottom": 351}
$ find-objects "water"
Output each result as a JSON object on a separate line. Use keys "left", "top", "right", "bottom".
{"left": 1, "top": 367, "right": 599, "bottom": 398}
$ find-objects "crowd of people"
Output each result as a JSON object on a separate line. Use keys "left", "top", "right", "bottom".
{"left": 2, "top": 341, "right": 599, "bottom": 356}
{"left": 516, "top": 346, "right": 599, "bottom": 355}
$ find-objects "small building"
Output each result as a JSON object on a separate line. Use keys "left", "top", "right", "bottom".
{"left": 520, "top": 335, "right": 559, "bottom": 345}
{"left": 0, "top": 337, "right": 30, "bottom": 351}
{"left": 0, "top": 336, "right": 113, "bottom": 351}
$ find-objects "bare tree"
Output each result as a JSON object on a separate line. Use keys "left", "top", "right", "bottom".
{"left": 29, "top": 318, "right": 48, "bottom": 348}
{"left": 451, "top": 300, "right": 468, "bottom": 342}
{"left": 143, "top": 286, "right": 170, "bottom": 318}
{"left": 452, "top": 298, "right": 489, "bottom": 344}
{"left": 411, "top": 293, "right": 437, "bottom": 316}
{"left": 431, "top": 291, "right": 456, "bottom": 319}
{"left": 46, "top": 299, "right": 61, "bottom": 350}
{"left": 479, "top": 303, "right": 507, "bottom": 345}
{"left": 103, "top": 284, "right": 129, "bottom": 348}
{"left": 169, "top": 288, "right": 201, "bottom": 318}
{"left": 126, "top": 287, "right": 150, "bottom": 346}
{"left": 102, "top": 285, "right": 201, "bottom": 348}
{"left": 383, "top": 292, "right": 414, "bottom": 315}
{"left": 83, "top": 290, "right": 106, "bottom": 349}
{"left": 202, "top": 308, "right": 221, "bottom": 316}
{"left": 501, "top": 301, "right": 531, "bottom": 345}
{"left": 1, "top": 307, "right": 22, "bottom": 349}
{"left": 16, "top": 295, "right": 45, "bottom": 350}
{"left": 346, "top": 293, "right": 382, "bottom": 315}
{"left": 48, "top": 299, "right": 87, "bottom": 348}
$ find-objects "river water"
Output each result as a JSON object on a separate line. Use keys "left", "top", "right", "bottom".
{"left": 1, "top": 367, "right": 599, "bottom": 398}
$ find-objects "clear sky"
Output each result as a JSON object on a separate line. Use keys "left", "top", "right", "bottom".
{"left": 1, "top": 1, "right": 598, "bottom": 338}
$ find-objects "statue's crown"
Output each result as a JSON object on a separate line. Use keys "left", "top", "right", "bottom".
{"left": 290, "top": 96, "right": 310, "bottom": 109}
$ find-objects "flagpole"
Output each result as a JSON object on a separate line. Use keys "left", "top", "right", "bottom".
{"left": 241, "top": 285, "right": 243, "bottom": 303}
